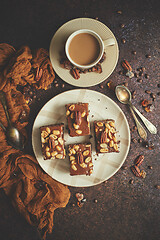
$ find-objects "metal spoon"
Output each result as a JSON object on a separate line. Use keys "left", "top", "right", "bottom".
{"left": 0, "top": 91, "right": 26, "bottom": 150}
{"left": 115, "top": 85, "right": 146, "bottom": 139}
{"left": 115, "top": 85, "right": 157, "bottom": 137}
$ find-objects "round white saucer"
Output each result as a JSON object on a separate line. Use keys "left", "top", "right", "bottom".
{"left": 49, "top": 18, "right": 119, "bottom": 87}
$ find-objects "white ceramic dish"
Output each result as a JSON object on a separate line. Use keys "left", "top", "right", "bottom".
{"left": 49, "top": 18, "right": 119, "bottom": 87}
{"left": 32, "top": 89, "right": 130, "bottom": 187}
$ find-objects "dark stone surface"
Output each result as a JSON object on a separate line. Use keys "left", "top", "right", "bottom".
{"left": 0, "top": 0, "right": 160, "bottom": 239}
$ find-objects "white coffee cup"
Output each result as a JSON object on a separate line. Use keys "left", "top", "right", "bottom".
{"left": 65, "top": 29, "right": 115, "bottom": 69}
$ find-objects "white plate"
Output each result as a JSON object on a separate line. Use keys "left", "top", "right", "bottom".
{"left": 32, "top": 89, "right": 130, "bottom": 187}
{"left": 49, "top": 18, "right": 119, "bottom": 87}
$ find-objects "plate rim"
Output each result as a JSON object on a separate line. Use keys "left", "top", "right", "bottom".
{"left": 49, "top": 17, "right": 119, "bottom": 88}
{"left": 32, "top": 89, "right": 130, "bottom": 187}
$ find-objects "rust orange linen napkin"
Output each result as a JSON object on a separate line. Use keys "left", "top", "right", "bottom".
{"left": 0, "top": 43, "right": 70, "bottom": 239}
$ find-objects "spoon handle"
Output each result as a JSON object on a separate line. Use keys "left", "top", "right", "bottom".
{"left": 131, "top": 104, "right": 157, "bottom": 134}
{"left": 129, "top": 106, "right": 147, "bottom": 140}
{"left": 0, "top": 91, "right": 11, "bottom": 126}
{"left": 0, "top": 121, "right": 6, "bottom": 131}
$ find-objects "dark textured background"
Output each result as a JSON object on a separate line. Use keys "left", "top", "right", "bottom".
{"left": 0, "top": 0, "right": 160, "bottom": 239}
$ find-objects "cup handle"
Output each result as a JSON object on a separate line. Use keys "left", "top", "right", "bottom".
{"left": 103, "top": 38, "right": 115, "bottom": 47}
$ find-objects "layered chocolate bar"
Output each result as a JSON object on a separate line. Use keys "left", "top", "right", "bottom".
{"left": 40, "top": 124, "right": 65, "bottom": 160}
{"left": 94, "top": 119, "right": 119, "bottom": 154}
{"left": 65, "top": 103, "right": 90, "bottom": 137}
{"left": 68, "top": 143, "right": 93, "bottom": 176}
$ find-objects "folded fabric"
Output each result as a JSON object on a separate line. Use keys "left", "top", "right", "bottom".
{"left": 0, "top": 43, "right": 70, "bottom": 239}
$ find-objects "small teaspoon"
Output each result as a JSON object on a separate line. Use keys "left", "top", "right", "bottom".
{"left": 115, "top": 85, "right": 157, "bottom": 138}
{"left": 0, "top": 91, "right": 26, "bottom": 150}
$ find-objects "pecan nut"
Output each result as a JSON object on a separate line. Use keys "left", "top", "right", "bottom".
{"left": 70, "top": 68, "right": 80, "bottom": 79}
{"left": 35, "top": 67, "right": 43, "bottom": 81}
{"left": 49, "top": 137, "right": 55, "bottom": 149}
{"left": 121, "top": 60, "right": 132, "bottom": 71}
{"left": 19, "top": 110, "right": 27, "bottom": 123}
{"left": 75, "top": 111, "right": 82, "bottom": 125}
{"left": 91, "top": 66, "right": 97, "bottom": 72}
{"left": 130, "top": 165, "right": 141, "bottom": 178}
{"left": 100, "top": 131, "right": 107, "bottom": 143}
{"left": 60, "top": 58, "right": 73, "bottom": 70}
{"left": 134, "top": 155, "right": 144, "bottom": 166}
{"left": 77, "top": 152, "right": 84, "bottom": 165}
{"left": 95, "top": 63, "right": 102, "bottom": 73}
{"left": 122, "top": 60, "right": 134, "bottom": 78}
{"left": 141, "top": 99, "right": 151, "bottom": 107}
{"left": 99, "top": 52, "right": 106, "bottom": 63}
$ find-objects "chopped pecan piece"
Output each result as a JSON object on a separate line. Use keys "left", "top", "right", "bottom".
{"left": 49, "top": 136, "right": 55, "bottom": 149}
{"left": 121, "top": 60, "right": 134, "bottom": 78}
{"left": 70, "top": 68, "right": 80, "bottom": 79}
{"left": 60, "top": 58, "right": 73, "bottom": 70}
{"left": 130, "top": 165, "right": 141, "bottom": 178}
{"left": 100, "top": 131, "right": 108, "bottom": 143}
{"left": 75, "top": 111, "right": 82, "bottom": 125}
{"left": 77, "top": 152, "right": 84, "bottom": 165}
{"left": 95, "top": 64, "right": 102, "bottom": 73}
{"left": 107, "top": 81, "right": 116, "bottom": 91}
{"left": 91, "top": 66, "right": 97, "bottom": 72}
{"left": 75, "top": 193, "right": 84, "bottom": 202}
{"left": 134, "top": 155, "right": 144, "bottom": 166}
{"left": 19, "top": 110, "right": 27, "bottom": 123}
{"left": 121, "top": 59, "right": 132, "bottom": 71}
{"left": 99, "top": 52, "right": 106, "bottom": 63}
{"left": 35, "top": 67, "right": 43, "bottom": 81}
{"left": 141, "top": 99, "right": 150, "bottom": 107}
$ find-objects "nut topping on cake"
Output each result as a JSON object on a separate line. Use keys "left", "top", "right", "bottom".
{"left": 77, "top": 152, "right": 84, "bottom": 165}
{"left": 94, "top": 119, "right": 119, "bottom": 154}
{"left": 69, "top": 104, "right": 75, "bottom": 111}
{"left": 75, "top": 111, "right": 82, "bottom": 125}
{"left": 97, "top": 122, "right": 103, "bottom": 127}
{"left": 66, "top": 110, "right": 70, "bottom": 116}
{"left": 65, "top": 103, "right": 90, "bottom": 137}
{"left": 85, "top": 157, "right": 91, "bottom": 163}
{"left": 40, "top": 124, "right": 65, "bottom": 160}
{"left": 100, "top": 131, "right": 108, "bottom": 143}
{"left": 49, "top": 137, "right": 55, "bottom": 149}
{"left": 76, "top": 130, "right": 82, "bottom": 135}
{"left": 83, "top": 150, "right": 90, "bottom": 156}
{"left": 69, "top": 143, "right": 93, "bottom": 176}
{"left": 73, "top": 123, "right": 80, "bottom": 129}
{"left": 81, "top": 111, "right": 86, "bottom": 117}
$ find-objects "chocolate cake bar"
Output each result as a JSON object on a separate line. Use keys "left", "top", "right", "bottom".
{"left": 94, "top": 119, "right": 119, "bottom": 154}
{"left": 40, "top": 124, "right": 65, "bottom": 160}
{"left": 65, "top": 103, "right": 90, "bottom": 137}
{"left": 68, "top": 143, "right": 93, "bottom": 176}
